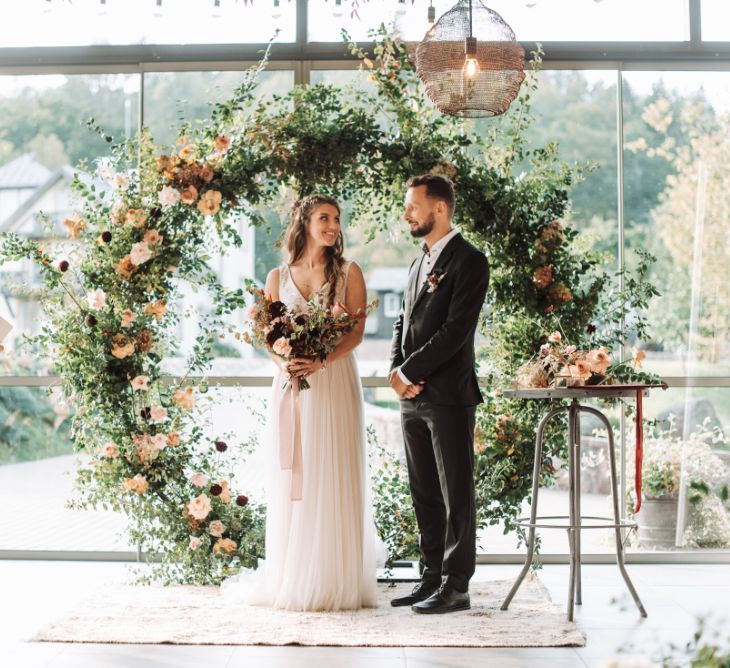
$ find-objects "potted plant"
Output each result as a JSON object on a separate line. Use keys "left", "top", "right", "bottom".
{"left": 627, "top": 418, "right": 730, "bottom": 549}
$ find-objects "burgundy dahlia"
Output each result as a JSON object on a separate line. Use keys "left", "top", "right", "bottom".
{"left": 236, "top": 495, "right": 249, "bottom": 507}
{"left": 210, "top": 484, "right": 223, "bottom": 496}
{"left": 59, "top": 260, "right": 69, "bottom": 272}
{"left": 215, "top": 440, "right": 228, "bottom": 453}
{"left": 101, "top": 231, "right": 113, "bottom": 243}
{"left": 86, "top": 314, "right": 97, "bottom": 327}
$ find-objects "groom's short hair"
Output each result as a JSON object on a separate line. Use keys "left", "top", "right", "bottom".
{"left": 407, "top": 174, "right": 455, "bottom": 214}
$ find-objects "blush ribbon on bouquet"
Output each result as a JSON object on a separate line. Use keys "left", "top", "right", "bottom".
{"left": 634, "top": 388, "right": 644, "bottom": 514}
{"left": 278, "top": 380, "right": 303, "bottom": 500}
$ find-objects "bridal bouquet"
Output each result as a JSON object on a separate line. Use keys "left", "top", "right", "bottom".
{"left": 241, "top": 286, "right": 377, "bottom": 390}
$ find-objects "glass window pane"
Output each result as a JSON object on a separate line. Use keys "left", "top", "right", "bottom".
{"left": 307, "top": 0, "right": 689, "bottom": 43}
{"left": 622, "top": 71, "right": 730, "bottom": 377}
{"left": 0, "top": 0, "right": 295, "bottom": 48}
{"left": 142, "top": 69, "right": 295, "bottom": 377}
{"left": 0, "top": 73, "right": 140, "bottom": 376}
{"left": 627, "top": 386, "right": 730, "bottom": 552}
{"left": 0, "top": 385, "right": 269, "bottom": 552}
{"left": 701, "top": 0, "right": 730, "bottom": 41}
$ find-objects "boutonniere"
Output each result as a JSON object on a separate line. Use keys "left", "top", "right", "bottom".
{"left": 426, "top": 268, "right": 447, "bottom": 293}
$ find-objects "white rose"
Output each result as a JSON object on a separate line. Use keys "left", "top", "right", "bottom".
{"left": 130, "top": 241, "right": 152, "bottom": 266}
{"left": 87, "top": 288, "right": 107, "bottom": 311}
{"left": 158, "top": 186, "right": 181, "bottom": 207}
{"left": 150, "top": 406, "right": 167, "bottom": 423}
{"left": 191, "top": 472, "right": 209, "bottom": 488}
{"left": 188, "top": 494, "right": 212, "bottom": 521}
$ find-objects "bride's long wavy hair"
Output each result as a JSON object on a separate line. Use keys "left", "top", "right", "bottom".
{"left": 284, "top": 194, "right": 345, "bottom": 307}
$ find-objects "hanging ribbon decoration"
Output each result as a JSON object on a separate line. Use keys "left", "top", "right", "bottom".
{"left": 634, "top": 388, "right": 644, "bottom": 514}
{"left": 278, "top": 379, "right": 303, "bottom": 501}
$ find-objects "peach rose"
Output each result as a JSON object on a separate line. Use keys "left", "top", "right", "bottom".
{"left": 115, "top": 255, "right": 137, "bottom": 280}
{"left": 123, "top": 474, "right": 148, "bottom": 495}
{"left": 191, "top": 472, "right": 209, "bottom": 488}
{"left": 213, "top": 135, "right": 231, "bottom": 154}
{"left": 200, "top": 164, "right": 215, "bottom": 182}
{"left": 121, "top": 309, "right": 137, "bottom": 328}
{"left": 573, "top": 359, "right": 592, "bottom": 379}
{"left": 111, "top": 335, "right": 135, "bottom": 359}
{"left": 63, "top": 214, "right": 85, "bottom": 239}
{"left": 188, "top": 493, "right": 212, "bottom": 521}
{"left": 150, "top": 405, "right": 167, "bottom": 423}
{"left": 156, "top": 155, "right": 172, "bottom": 172}
{"left": 143, "top": 229, "right": 163, "bottom": 245}
{"left": 208, "top": 520, "right": 226, "bottom": 538}
{"left": 125, "top": 209, "right": 147, "bottom": 228}
{"left": 197, "top": 189, "right": 222, "bottom": 216}
{"left": 219, "top": 481, "right": 233, "bottom": 504}
{"left": 101, "top": 441, "right": 119, "bottom": 458}
{"left": 189, "top": 536, "right": 202, "bottom": 550}
{"left": 272, "top": 337, "right": 292, "bottom": 358}
{"left": 167, "top": 432, "right": 180, "bottom": 447}
{"left": 180, "top": 185, "right": 198, "bottom": 205}
{"left": 587, "top": 347, "right": 611, "bottom": 374}
{"left": 173, "top": 386, "right": 195, "bottom": 410}
{"left": 131, "top": 375, "right": 150, "bottom": 392}
{"left": 547, "top": 331, "right": 562, "bottom": 344}
{"left": 213, "top": 538, "right": 237, "bottom": 555}
{"left": 144, "top": 299, "right": 167, "bottom": 322}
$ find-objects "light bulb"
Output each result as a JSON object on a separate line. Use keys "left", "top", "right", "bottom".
{"left": 461, "top": 37, "right": 480, "bottom": 100}
{"left": 463, "top": 56, "right": 480, "bottom": 79}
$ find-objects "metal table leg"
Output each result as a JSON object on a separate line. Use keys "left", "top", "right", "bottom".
{"left": 573, "top": 402, "right": 583, "bottom": 607}
{"left": 500, "top": 406, "right": 568, "bottom": 612}
{"left": 580, "top": 406, "right": 647, "bottom": 618}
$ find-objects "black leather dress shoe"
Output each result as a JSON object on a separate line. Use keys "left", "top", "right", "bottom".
{"left": 411, "top": 585, "right": 470, "bottom": 614}
{"left": 390, "top": 581, "right": 440, "bottom": 607}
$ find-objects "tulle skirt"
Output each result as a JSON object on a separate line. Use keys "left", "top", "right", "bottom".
{"left": 222, "top": 353, "right": 380, "bottom": 611}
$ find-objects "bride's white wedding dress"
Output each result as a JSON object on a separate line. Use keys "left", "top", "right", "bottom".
{"left": 222, "top": 261, "right": 380, "bottom": 611}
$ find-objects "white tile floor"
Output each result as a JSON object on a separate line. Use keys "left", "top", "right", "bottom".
{"left": 1, "top": 561, "right": 728, "bottom": 667}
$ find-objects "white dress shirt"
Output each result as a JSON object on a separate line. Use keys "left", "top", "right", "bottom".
{"left": 397, "top": 228, "right": 460, "bottom": 387}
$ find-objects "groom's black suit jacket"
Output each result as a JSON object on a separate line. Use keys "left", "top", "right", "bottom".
{"left": 390, "top": 233, "right": 489, "bottom": 406}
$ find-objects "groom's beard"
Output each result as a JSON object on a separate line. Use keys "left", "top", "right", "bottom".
{"left": 408, "top": 213, "right": 435, "bottom": 238}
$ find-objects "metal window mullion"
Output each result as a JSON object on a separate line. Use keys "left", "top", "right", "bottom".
{"left": 617, "top": 64, "right": 628, "bottom": 529}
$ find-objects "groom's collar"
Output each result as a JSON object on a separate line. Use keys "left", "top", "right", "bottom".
{"left": 422, "top": 228, "right": 460, "bottom": 256}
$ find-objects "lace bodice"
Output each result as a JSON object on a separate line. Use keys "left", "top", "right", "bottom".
{"left": 278, "top": 261, "right": 352, "bottom": 312}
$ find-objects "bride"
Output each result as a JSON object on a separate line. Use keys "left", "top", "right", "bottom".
{"left": 223, "top": 194, "right": 380, "bottom": 611}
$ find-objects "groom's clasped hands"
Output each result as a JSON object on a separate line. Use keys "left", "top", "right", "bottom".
{"left": 388, "top": 369, "right": 425, "bottom": 399}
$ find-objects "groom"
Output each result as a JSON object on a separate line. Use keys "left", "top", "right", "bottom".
{"left": 388, "top": 174, "right": 489, "bottom": 614}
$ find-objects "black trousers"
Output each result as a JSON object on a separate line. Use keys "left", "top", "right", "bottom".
{"left": 400, "top": 399, "right": 477, "bottom": 593}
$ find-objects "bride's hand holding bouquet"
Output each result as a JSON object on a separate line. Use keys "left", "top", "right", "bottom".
{"left": 242, "top": 287, "right": 376, "bottom": 390}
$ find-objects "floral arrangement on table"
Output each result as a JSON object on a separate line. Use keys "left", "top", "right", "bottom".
{"left": 242, "top": 286, "right": 377, "bottom": 390}
{"left": 514, "top": 311, "right": 653, "bottom": 389}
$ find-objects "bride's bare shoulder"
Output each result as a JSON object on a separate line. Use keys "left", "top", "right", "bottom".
{"left": 265, "top": 267, "right": 281, "bottom": 301}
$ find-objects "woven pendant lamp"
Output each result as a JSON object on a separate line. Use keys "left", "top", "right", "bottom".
{"left": 414, "top": 0, "right": 525, "bottom": 118}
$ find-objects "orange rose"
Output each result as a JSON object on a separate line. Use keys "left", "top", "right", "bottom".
{"left": 115, "top": 255, "right": 137, "bottom": 280}
{"left": 197, "top": 189, "right": 222, "bottom": 216}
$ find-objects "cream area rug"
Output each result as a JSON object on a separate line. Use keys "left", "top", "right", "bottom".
{"left": 34, "top": 574, "right": 585, "bottom": 647}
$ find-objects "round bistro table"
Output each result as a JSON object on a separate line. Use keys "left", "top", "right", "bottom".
{"left": 499, "top": 384, "right": 666, "bottom": 622}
